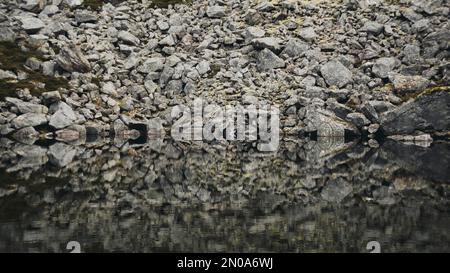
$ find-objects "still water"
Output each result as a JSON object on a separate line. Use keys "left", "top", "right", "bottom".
{"left": 0, "top": 136, "right": 448, "bottom": 253}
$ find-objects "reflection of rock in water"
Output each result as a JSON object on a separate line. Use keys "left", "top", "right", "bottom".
{"left": 0, "top": 137, "right": 448, "bottom": 252}
{"left": 379, "top": 140, "right": 450, "bottom": 183}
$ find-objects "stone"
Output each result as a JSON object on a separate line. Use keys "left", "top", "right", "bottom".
{"left": 41, "top": 5, "right": 59, "bottom": 16}
{"left": 257, "top": 49, "right": 285, "bottom": 71}
{"left": 305, "top": 109, "right": 359, "bottom": 137}
{"left": 0, "top": 27, "right": 15, "bottom": 42}
{"left": 138, "top": 57, "right": 165, "bottom": 73}
{"left": 243, "top": 26, "right": 265, "bottom": 41}
{"left": 64, "top": 0, "right": 83, "bottom": 7}
{"left": 196, "top": 60, "right": 210, "bottom": 75}
{"left": 320, "top": 60, "right": 353, "bottom": 88}
{"left": 48, "top": 142, "right": 77, "bottom": 167}
{"left": 252, "top": 37, "right": 282, "bottom": 52}
{"left": 299, "top": 27, "right": 317, "bottom": 42}
{"left": 49, "top": 102, "right": 77, "bottom": 129}
{"left": 390, "top": 74, "right": 430, "bottom": 96}
{"left": 42, "top": 91, "right": 61, "bottom": 103}
{"left": 372, "top": 57, "right": 398, "bottom": 78}
{"left": 12, "top": 127, "right": 39, "bottom": 143}
{"left": 11, "top": 113, "right": 47, "bottom": 129}
{"left": 281, "top": 39, "right": 309, "bottom": 57}
{"left": 75, "top": 12, "right": 98, "bottom": 24}
{"left": 206, "top": 6, "right": 226, "bottom": 18}
{"left": 381, "top": 90, "right": 450, "bottom": 135}
{"left": 346, "top": 112, "right": 370, "bottom": 128}
{"left": 5, "top": 97, "right": 48, "bottom": 114}
{"left": 56, "top": 45, "right": 91, "bottom": 73}
{"left": 360, "top": 21, "right": 384, "bottom": 35}
{"left": 19, "top": 17, "right": 45, "bottom": 34}
{"left": 118, "top": 31, "right": 140, "bottom": 46}
{"left": 321, "top": 179, "right": 353, "bottom": 203}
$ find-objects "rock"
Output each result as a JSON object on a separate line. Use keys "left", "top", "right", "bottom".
{"left": 243, "top": 26, "right": 265, "bottom": 41}
{"left": 118, "top": 31, "right": 140, "bottom": 46}
{"left": 390, "top": 74, "right": 430, "bottom": 96}
{"left": 360, "top": 21, "right": 384, "bottom": 35}
{"left": 320, "top": 60, "right": 353, "bottom": 88}
{"left": 21, "top": 0, "right": 46, "bottom": 11}
{"left": 49, "top": 102, "right": 77, "bottom": 129}
{"left": 359, "top": 102, "right": 379, "bottom": 123}
{"left": 298, "top": 27, "right": 317, "bottom": 42}
{"left": 321, "top": 179, "right": 353, "bottom": 203}
{"left": 55, "top": 125, "right": 86, "bottom": 142}
{"left": 372, "top": 57, "right": 398, "bottom": 78}
{"left": 252, "top": 37, "right": 282, "bottom": 52}
{"left": 346, "top": 112, "right": 370, "bottom": 128}
{"left": 56, "top": 45, "right": 91, "bottom": 73}
{"left": 0, "top": 27, "right": 15, "bottom": 42}
{"left": 257, "top": 48, "right": 285, "bottom": 71}
{"left": 25, "top": 57, "right": 41, "bottom": 71}
{"left": 281, "top": 39, "right": 309, "bottom": 57}
{"left": 48, "top": 142, "right": 77, "bottom": 167}
{"left": 381, "top": 90, "right": 450, "bottom": 135}
{"left": 11, "top": 113, "right": 47, "bottom": 129}
{"left": 42, "top": 91, "right": 61, "bottom": 104}
{"left": 206, "top": 6, "right": 226, "bottom": 18}
{"left": 196, "top": 60, "right": 210, "bottom": 75}
{"left": 12, "top": 127, "right": 39, "bottom": 143}
{"left": 0, "top": 69, "right": 17, "bottom": 80}
{"left": 305, "top": 109, "right": 359, "bottom": 137}
{"left": 64, "top": 0, "right": 83, "bottom": 7}
{"left": 368, "top": 123, "right": 380, "bottom": 134}
{"left": 19, "top": 17, "right": 45, "bottom": 34}
{"left": 157, "top": 20, "right": 169, "bottom": 31}
{"left": 5, "top": 97, "right": 48, "bottom": 114}
{"left": 138, "top": 57, "right": 165, "bottom": 73}
{"left": 75, "top": 12, "right": 98, "bottom": 24}
{"left": 41, "top": 5, "right": 59, "bottom": 16}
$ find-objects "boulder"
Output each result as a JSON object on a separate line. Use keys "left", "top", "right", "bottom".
{"left": 381, "top": 90, "right": 450, "bottom": 135}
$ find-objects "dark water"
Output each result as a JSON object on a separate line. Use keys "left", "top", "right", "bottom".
{"left": 0, "top": 136, "right": 449, "bottom": 253}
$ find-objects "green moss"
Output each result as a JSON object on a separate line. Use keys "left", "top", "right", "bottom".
{"left": 401, "top": 85, "right": 450, "bottom": 102}
{"left": 0, "top": 41, "right": 69, "bottom": 100}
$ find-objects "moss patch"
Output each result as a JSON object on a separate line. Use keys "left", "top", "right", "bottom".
{"left": 0, "top": 41, "right": 69, "bottom": 100}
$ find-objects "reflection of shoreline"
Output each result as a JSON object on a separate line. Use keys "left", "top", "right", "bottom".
{"left": 0, "top": 137, "right": 448, "bottom": 252}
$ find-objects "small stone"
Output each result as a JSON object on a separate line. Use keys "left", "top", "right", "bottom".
{"left": 118, "top": 31, "right": 140, "bottom": 46}
{"left": 360, "top": 21, "right": 384, "bottom": 35}
{"left": 257, "top": 49, "right": 285, "bottom": 71}
{"left": 206, "top": 6, "right": 226, "bottom": 18}
{"left": 299, "top": 27, "right": 317, "bottom": 42}
{"left": 19, "top": 17, "right": 45, "bottom": 34}
{"left": 320, "top": 60, "right": 353, "bottom": 88}
{"left": 372, "top": 57, "right": 398, "bottom": 78}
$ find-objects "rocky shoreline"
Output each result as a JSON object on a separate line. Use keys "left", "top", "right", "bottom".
{"left": 0, "top": 0, "right": 449, "bottom": 145}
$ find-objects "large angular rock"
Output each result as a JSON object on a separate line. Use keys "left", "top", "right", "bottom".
{"left": 321, "top": 179, "right": 353, "bottom": 203}
{"left": 48, "top": 142, "right": 77, "bottom": 167}
{"left": 56, "top": 45, "right": 91, "bottom": 73}
{"left": 5, "top": 97, "right": 48, "bottom": 114}
{"left": 0, "top": 27, "right": 15, "bottom": 42}
{"left": 381, "top": 90, "right": 450, "bottom": 135}
{"left": 281, "top": 39, "right": 309, "bottom": 57}
{"left": 19, "top": 17, "right": 45, "bottom": 34}
{"left": 320, "top": 60, "right": 353, "bottom": 88}
{"left": 305, "top": 109, "right": 359, "bottom": 137}
{"left": 118, "top": 31, "right": 140, "bottom": 46}
{"left": 49, "top": 102, "right": 77, "bottom": 129}
{"left": 257, "top": 49, "right": 285, "bottom": 71}
{"left": 252, "top": 37, "right": 282, "bottom": 52}
{"left": 372, "top": 57, "right": 398, "bottom": 78}
{"left": 390, "top": 74, "right": 430, "bottom": 96}
{"left": 206, "top": 6, "right": 226, "bottom": 18}
{"left": 11, "top": 113, "right": 47, "bottom": 129}
{"left": 138, "top": 57, "right": 165, "bottom": 73}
